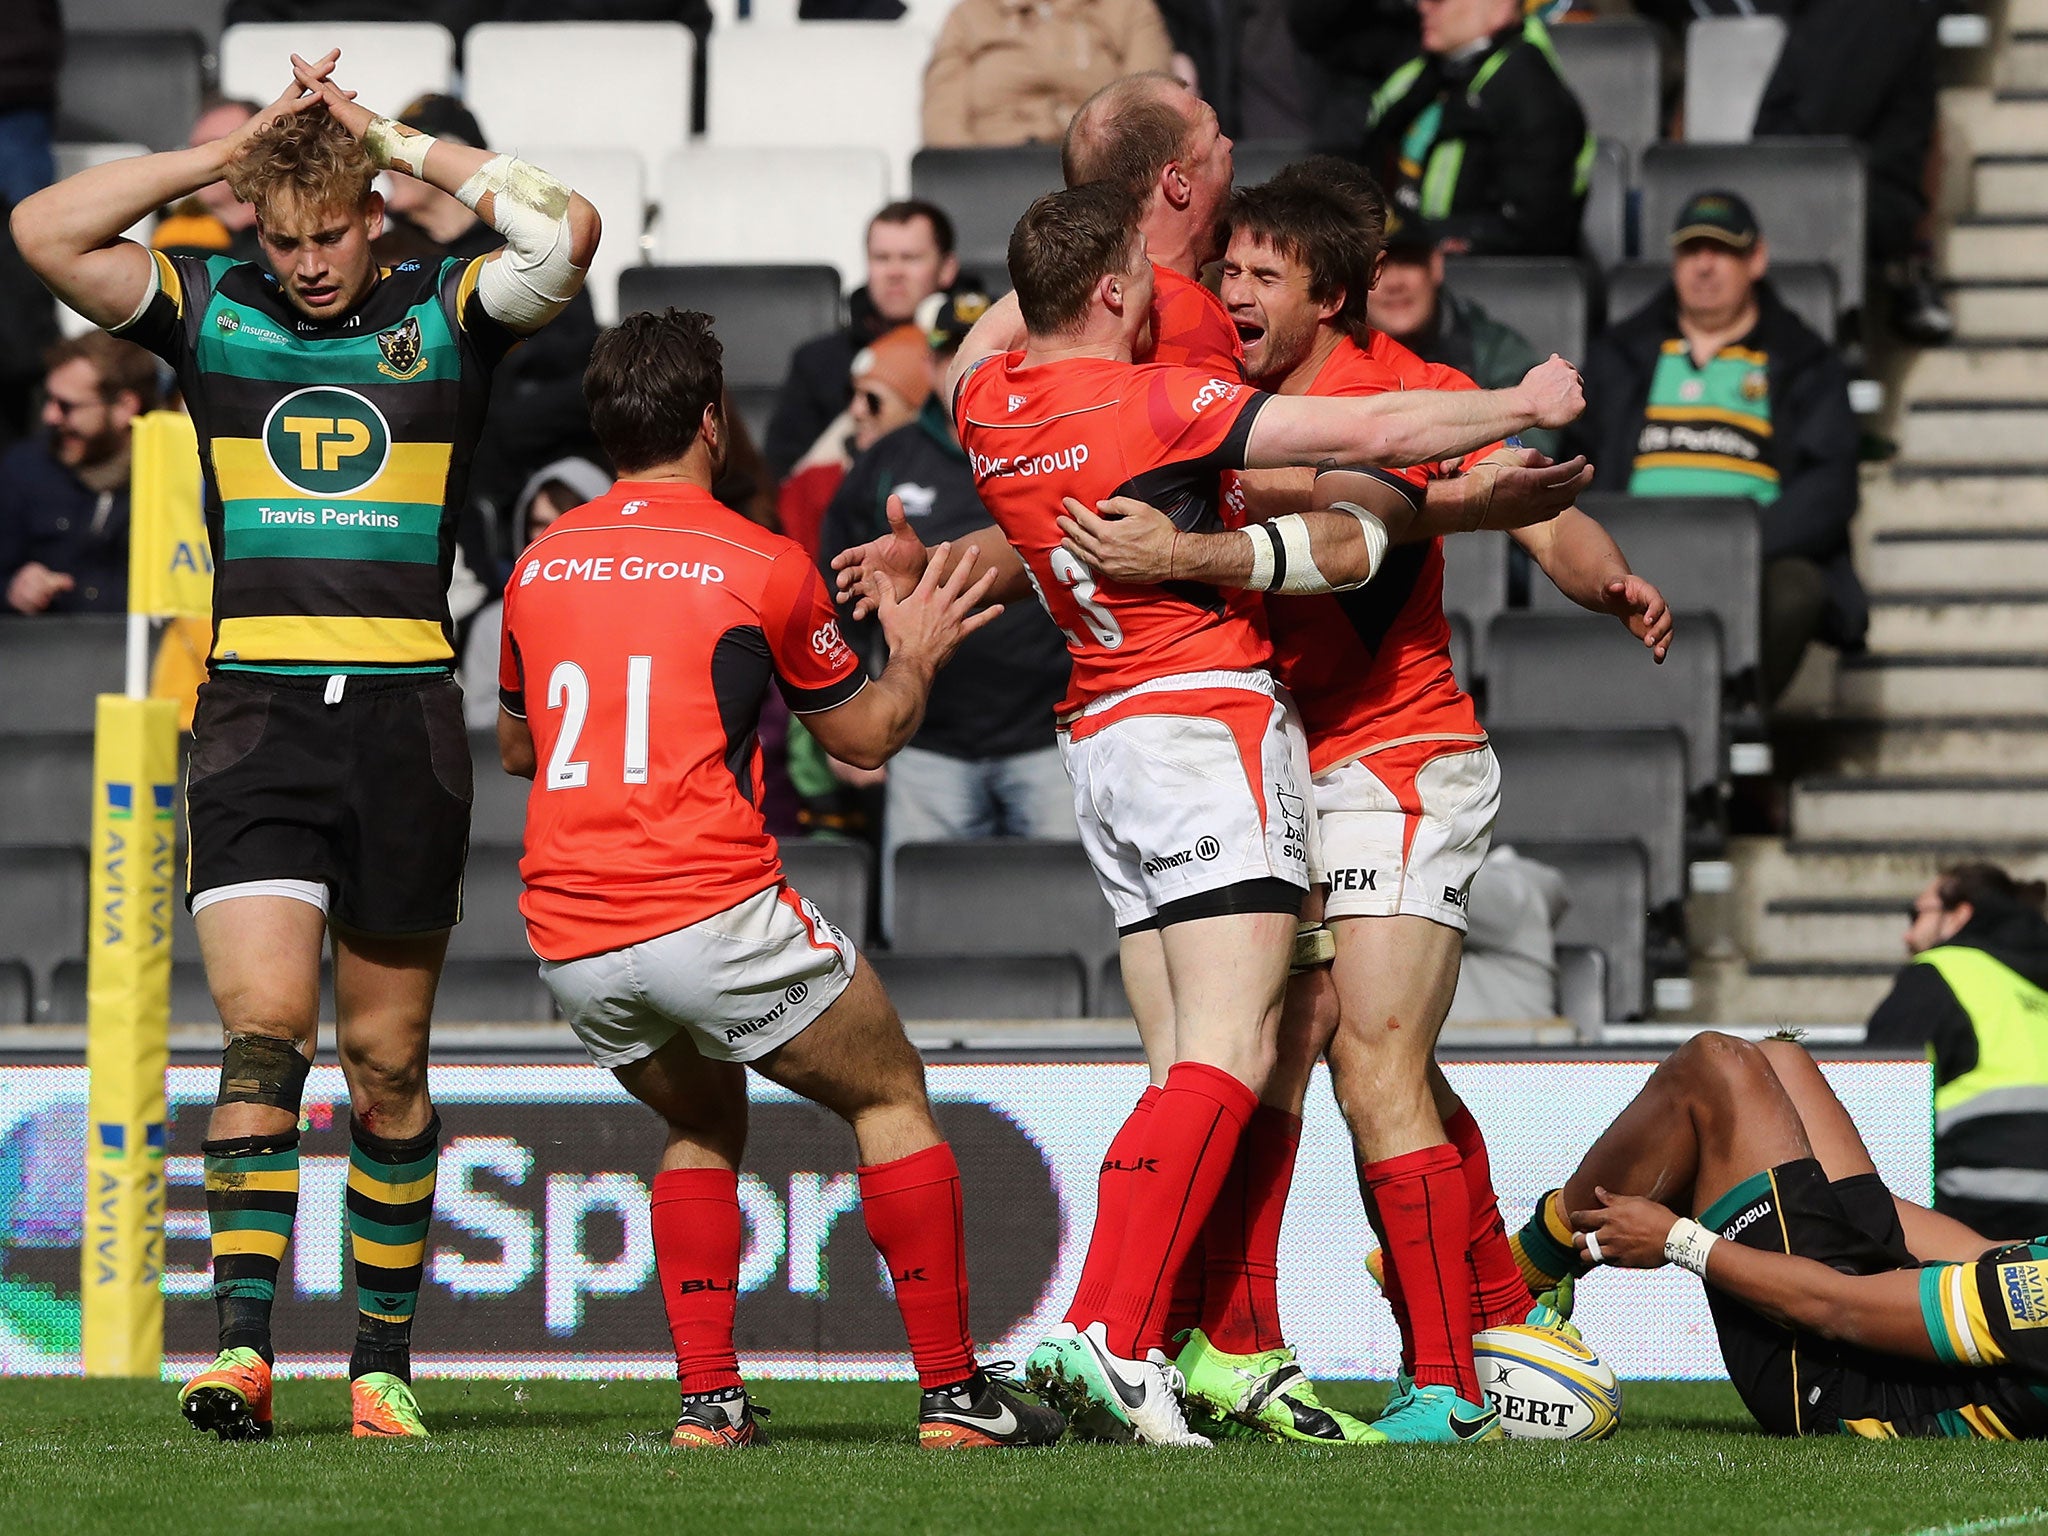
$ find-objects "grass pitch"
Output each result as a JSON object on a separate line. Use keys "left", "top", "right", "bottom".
{"left": 4, "top": 1378, "right": 2047, "bottom": 1536}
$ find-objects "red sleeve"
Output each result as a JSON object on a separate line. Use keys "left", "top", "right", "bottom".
{"left": 761, "top": 548, "right": 868, "bottom": 714}
{"left": 1118, "top": 366, "right": 1271, "bottom": 474}
{"left": 497, "top": 575, "right": 527, "bottom": 719}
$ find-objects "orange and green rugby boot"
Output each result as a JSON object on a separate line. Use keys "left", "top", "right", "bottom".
{"left": 352, "top": 1372, "right": 430, "bottom": 1439}
{"left": 180, "top": 1346, "right": 274, "bottom": 1441}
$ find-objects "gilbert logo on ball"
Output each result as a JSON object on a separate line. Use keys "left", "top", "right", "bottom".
{"left": 1474, "top": 1324, "right": 1622, "bottom": 1441}
{"left": 263, "top": 386, "right": 392, "bottom": 497}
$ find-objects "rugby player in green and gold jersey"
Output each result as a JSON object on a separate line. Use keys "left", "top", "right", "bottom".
{"left": 12, "top": 50, "right": 599, "bottom": 1442}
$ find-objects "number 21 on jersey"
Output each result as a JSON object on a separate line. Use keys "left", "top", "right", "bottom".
{"left": 1025, "top": 548, "right": 1123, "bottom": 650}
{"left": 546, "top": 656, "right": 652, "bottom": 789}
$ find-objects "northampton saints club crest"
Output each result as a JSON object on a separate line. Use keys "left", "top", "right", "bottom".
{"left": 375, "top": 316, "right": 427, "bottom": 381}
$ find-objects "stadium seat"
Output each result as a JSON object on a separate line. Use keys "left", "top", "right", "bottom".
{"left": 467, "top": 22, "right": 692, "bottom": 156}
{"left": 781, "top": 839, "right": 873, "bottom": 949}
{"left": 1603, "top": 258, "right": 1840, "bottom": 340}
{"left": 869, "top": 953, "right": 1087, "bottom": 1020}
{"left": 909, "top": 145, "right": 1065, "bottom": 291}
{"left": 1557, "top": 495, "right": 1763, "bottom": 688}
{"left": 1230, "top": 140, "right": 1314, "bottom": 189}
{"left": 1684, "top": 16, "right": 1789, "bottom": 144}
{"left": 618, "top": 265, "right": 843, "bottom": 443}
{"left": 1440, "top": 528, "right": 1509, "bottom": 683}
{"left": 0, "top": 736, "right": 95, "bottom": 849}
{"left": 444, "top": 844, "right": 531, "bottom": 961}
{"left": 1512, "top": 839, "right": 1652, "bottom": 1022}
{"left": 1487, "top": 611, "right": 1726, "bottom": 801}
{"left": 1556, "top": 945, "right": 1607, "bottom": 1036}
{"left": 469, "top": 730, "right": 528, "bottom": 847}
{"left": 0, "top": 616, "right": 128, "bottom": 732}
{"left": 1441, "top": 256, "right": 1591, "bottom": 363}
{"left": 1548, "top": 17, "right": 1661, "bottom": 164}
{"left": 219, "top": 23, "right": 455, "bottom": 119}
{"left": 50, "top": 957, "right": 222, "bottom": 1026}
{"left": 431, "top": 959, "right": 557, "bottom": 1023}
{"left": 892, "top": 839, "right": 1118, "bottom": 991}
{"left": 1447, "top": 612, "right": 1475, "bottom": 697}
{"left": 519, "top": 146, "right": 646, "bottom": 326}
{"left": 1583, "top": 138, "right": 1630, "bottom": 272}
{"left": 0, "top": 961, "right": 30, "bottom": 1025}
{"left": 0, "top": 846, "right": 89, "bottom": 1019}
{"left": 65, "top": 0, "right": 228, "bottom": 49}
{"left": 1487, "top": 727, "right": 1687, "bottom": 910}
{"left": 706, "top": 24, "right": 932, "bottom": 191}
{"left": 1640, "top": 139, "right": 1866, "bottom": 312}
{"left": 55, "top": 31, "right": 204, "bottom": 155}
{"left": 658, "top": 147, "right": 892, "bottom": 301}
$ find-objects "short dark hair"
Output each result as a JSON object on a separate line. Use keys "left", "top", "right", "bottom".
{"left": 1008, "top": 182, "right": 1142, "bottom": 336}
{"left": 45, "top": 332, "right": 160, "bottom": 407}
{"left": 1938, "top": 862, "right": 2048, "bottom": 916}
{"left": 870, "top": 198, "right": 956, "bottom": 257}
{"left": 1062, "top": 73, "right": 1193, "bottom": 199}
{"left": 1226, "top": 172, "right": 1386, "bottom": 341}
{"left": 585, "top": 309, "right": 724, "bottom": 475}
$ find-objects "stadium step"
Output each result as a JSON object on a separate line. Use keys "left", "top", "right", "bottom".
{"left": 1685, "top": 954, "right": 1894, "bottom": 1026}
{"left": 1791, "top": 775, "right": 2048, "bottom": 843}
{"left": 1975, "top": 153, "right": 2048, "bottom": 215}
{"left": 1867, "top": 594, "right": 2048, "bottom": 653}
{"left": 1835, "top": 653, "right": 2048, "bottom": 716}
{"left": 1950, "top": 281, "right": 2048, "bottom": 342}
{"left": 1864, "top": 526, "right": 2048, "bottom": 591}
{"left": 1899, "top": 342, "right": 2048, "bottom": 402}
{"left": 1775, "top": 716, "right": 2048, "bottom": 777}
{"left": 1945, "top": 218, "right": 2048, "bottom": 282}
{"left": 1728, "top": 834, "right": 2048, "bottom": 905}
{"left": 1859, "top": 469, "right": 2048, "bottom": 532}
{"left": 1750, "top": 898, "right": 1910, "bottom": 965}
{"left": 1998, "top": 36, "right": 2048, "bottom": 94}
{"left": 1943, "top": 87, "right": 2048, "bottom": 154}
{"left": 1898, "top": 400, "right": 2048, "bottom": 464}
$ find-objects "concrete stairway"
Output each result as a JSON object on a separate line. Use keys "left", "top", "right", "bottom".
{"left": 1689, "top": 36, "right": 2048, "bottom": 1025}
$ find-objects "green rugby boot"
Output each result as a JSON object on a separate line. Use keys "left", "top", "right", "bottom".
{"left": 1176, "top": 1329, "right": 1381, "bottom": 1444}
{"left": 352, "top": 1372, "right": 429, "bottom": 1439}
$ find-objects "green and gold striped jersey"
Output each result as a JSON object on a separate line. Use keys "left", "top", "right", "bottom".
{"left": 116, "top": 250, "right": 521, "bottom": 675}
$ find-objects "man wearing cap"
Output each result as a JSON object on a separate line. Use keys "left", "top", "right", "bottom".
{"left": 816, "top": 292, "right": 1076, "bottom": 938}
{"left": 1571, "top": 189, "right": 1864, "bottom": 703}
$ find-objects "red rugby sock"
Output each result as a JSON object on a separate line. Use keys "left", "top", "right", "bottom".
{"left": 1065, "top": 1087, "right": 1159, "bottom": 1327}
{"left": 859, "top": 1143, "right": 975, "bottom": 1389}
{"left": 1445, "top": 1104, "right": 1534, "bottom": 1332}
{"left": 1363, "top": 1143, "right": 1478, "bottom": 1401}
{"left": 1200, "top": 1105, "right": 1302, "bottom": 1355}
{"left": 651, "top": 1167, "right": 743, "bottom": 1395}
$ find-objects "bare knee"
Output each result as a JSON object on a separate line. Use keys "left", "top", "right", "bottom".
{"left": 339, "top": 1035, "right": 429, "bottom": 1125}
{"left": 1667, "top": 1030, "right": 1768, "bottom": 1091}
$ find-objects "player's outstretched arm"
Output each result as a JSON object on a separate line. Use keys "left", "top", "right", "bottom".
{"left": 831, "top": 498, "right": 1027, "bottom": 620}
{"left": 805, "top": 543, "right": 1003, "bottom": 770}
{"left": 1402, "top": 448, "right": 1593, "bottom": 540}
{"left": 1245, "top": 356, "right": 1585, "bottom": 471}
{"left": 1573, "top": 1187, "right": 1939, "bottom": 1361}
{"left": 9, "top": 56, "right": 339, "bottom": 328}
{"left": 1513, "top": 506, "right": 1673, "bottom": 662}
{"left": 292, "top": 54, "right": 599, "bottom": 334}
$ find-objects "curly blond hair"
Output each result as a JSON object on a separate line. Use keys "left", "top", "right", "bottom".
{"left": 225, "top": 111, "right": 376, "bottom": 223}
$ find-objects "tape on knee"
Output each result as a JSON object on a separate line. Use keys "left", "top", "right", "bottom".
{"left": 217, "top": 1033, "right": 311, "bottom": 1113}
{"left": 1291, "top": 921, "right": 1336, "bottom": 972}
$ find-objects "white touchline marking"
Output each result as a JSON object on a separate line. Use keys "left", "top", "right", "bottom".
{"left": 1900, "top": 1510, "right": 2048, "bottom": 1536}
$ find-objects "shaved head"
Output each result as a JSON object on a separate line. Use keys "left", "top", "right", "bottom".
{"left": 1061, "top": 72, "right": 1196, "bottom": 197}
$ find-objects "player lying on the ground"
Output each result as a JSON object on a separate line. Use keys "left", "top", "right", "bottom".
{"left": 1514, "top": 1032, "right": 2048, "bottom": 1439}
{"left": 13, "top": 49, "right": 598, "bottom": 1442}
{"left": 495, "top": 308, "right": 1063, "bottom": 1452}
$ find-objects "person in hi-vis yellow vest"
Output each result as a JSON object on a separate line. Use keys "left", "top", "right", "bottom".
{"left": 1866, "top": 863, "right": 2048, "bottom": 1240}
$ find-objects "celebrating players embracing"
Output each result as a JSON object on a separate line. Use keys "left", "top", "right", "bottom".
{"left": 12, "top": 50, "right": 599, "bottom": 1439}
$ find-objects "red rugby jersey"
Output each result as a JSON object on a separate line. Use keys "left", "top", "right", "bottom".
{"left": 1146, "top": 261, "right": 1246, "bottom": 374}
{"left": 498, "top": 481, "right": 865, "bottom": 960}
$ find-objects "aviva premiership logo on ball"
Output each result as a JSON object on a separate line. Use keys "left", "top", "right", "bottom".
{"left": 262, "top": 386, "right": 392, "bottom": 497}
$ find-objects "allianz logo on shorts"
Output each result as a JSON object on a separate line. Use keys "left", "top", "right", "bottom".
{"left": 262, "top": 386, "right": 392, "bottom": 497}
{"left": 726, "top": 982, "right": 812, "bottom": 1044}
{"left": 1143, "top": 837, "right": 1220, "bottom": 877}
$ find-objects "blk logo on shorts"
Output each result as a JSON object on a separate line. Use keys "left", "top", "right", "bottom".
{"left": 1442, "top": 884, "right": 1471, "bottom": 910}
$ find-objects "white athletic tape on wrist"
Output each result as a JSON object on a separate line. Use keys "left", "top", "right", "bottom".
{"left": 364, "top": 117, "right": 432, "bottom": 178}
{"left": 455, "top": 153, "right": 586, "bottom": 333}
{"left": 1325, "top": 501, "right": 1389, "bottom": 588}
{"left": 1242, "top": 524, "right": 1275, "bottom": 590}
{"left": 1664, "top": 1217, "right": 1719, "bottom": 1277}
{"left": 1583, "top": 1230, "right": 1604, "bottom": 1265}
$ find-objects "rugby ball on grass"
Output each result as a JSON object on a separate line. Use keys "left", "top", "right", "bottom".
{"left": 1473, "top": 1324, "right": 1622, "bottom": 1441}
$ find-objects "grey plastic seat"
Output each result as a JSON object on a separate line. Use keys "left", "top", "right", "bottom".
{"left": 870, "top": 953, "right": 1086, "bottom": 1020}
{"left": 56, "top": 31, "right": 205, "bottom": 154}
{"left": 0, "top": 736, "right": 95, "bottom": 848}
{"left": 1230, "top": 140, "right": 1314, "bottom": 189}
{"left": 893, "top": 839, "right": 1118, "bottom": 984}
{"left": 1556, "top": 495, "right": 1762, "bottom": 687}
{"left": 1603, "top": 259, "right": 1839, "bottom": 340}
{"left": 1488, "top": 728, "right": 1687, "bottom": 910}
{"left": 65, "top": 0, "right": 228, "bottom": 48}
{"left": 52, "top": 957, "right": 221, "bottom": 1025}
{"left": 0, "top": 846, "right": 89, "bottom": 1019}
{"left": 1549, "top": 18, "right": 1660, "bottom": 163}
{"left": 1583, "top": 138, "right": 1630, "bottom": 272}
{"left": 1441, "top": 528, "right": 1509, "bottom": 684}
{"left": 781, "top": 839, "right": 873, "bottom": 949}
{"left": 910, "top": 146, "right": 1064, "bottom": 291}
{"left": 1441, "top": 257, "right": 1591, "bottom": 363}
{"left": 431, "top": 960, "right": 558, "bottom": 1023}
{"left": 1487, "top": 611, "right": 1726, "bottom": 801}
{"left": 1683, "top": 16, "right": 1789, "bottom": 144}
{"left": 445, "top": 844, "right": 532, "bottom": 961}
{"left": 0, "top": 961, "right": 29, "bottom": 1024}
{"left": 0, "top": 617, "right": 129, "bottom": 732}
{"left": 1556, "top": 946, "right": 1608, "bottom": 1036}
{"left": 1640, "top": 139, "right": 1865, "bottom": 312}
{"left": 468, "top": 730, "right": 529, "bottom": 847}
{"left": 1512, "top": 838, "right": 1652, "bottom": 1022}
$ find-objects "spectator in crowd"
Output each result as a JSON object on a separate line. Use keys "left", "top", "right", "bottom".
{"left": 765, "top": 200, "right": 959, "bottom": 477}
{"left": 1754, "top": 0, "right": 1953, "bottom": 344}
{"left": 1572, "top": 190, "right": 1863, "bottom": 702}
{"left": 1153, "top": 0, "right": 1317, "bottom": 140}
{"left": 779, "top": 323, "right": 933, "bottom": 557}
{"left": 1446, "top": 846, "right": 1568, "bottom": 1022}
{"left": 0, "top": 334, "right": 160, "bottom": 616}
{"left": 1356, "top": 0, "right": 1591, "bottom": 257}
{"left": 1288, "top": 0, "right": 1417, "bottom": 151}
{"left": 921, "top": 0, "right": 1175, "bottom": 149}
{"left": 817, "top": 292, "right": 1076, "bottom": 936}
{"left": 153, "top": 100, "right": 264, "bottom": 266}
{"left": 1366, "top": 207, "right": 1561, "bottom": 459}
{"left": 0, "top": 0, "right": 57, "bottom": 210}
{"left": 1867, "top": 863, "right": 2048, "bottom": 1241}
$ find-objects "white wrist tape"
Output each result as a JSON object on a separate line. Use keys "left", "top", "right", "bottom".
{"left": 1325, "top": 501, "right": 1390, "bottom": 588}
{"left": 1664, "top": 1217, "right": 1719, "bottom": 1278}
{"left": 456, "top": 153, "right": 587, "bottom": 334}
{"left": 364, "top": 117, "right": 432, "bottom": 178}
{"left": 1243, "top": 524, "right": 1275, "bottom": 590}
{"left": 1239, "top": 511, "right": 1386, "bottom": 594}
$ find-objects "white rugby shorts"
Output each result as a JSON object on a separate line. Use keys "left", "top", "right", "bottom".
{"left": 541, "top": 883, "right": 856, "bottom": 1068}
{"left": 1058, "top": 670, "right": 1316, "bottom": 930}
{"left": 1315, "top": 738, "right": 1500, "bottom": 931}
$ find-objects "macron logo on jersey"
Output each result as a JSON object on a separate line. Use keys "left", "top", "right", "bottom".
{"left": 518, "top": 553, "right": 727, "bottom": 586}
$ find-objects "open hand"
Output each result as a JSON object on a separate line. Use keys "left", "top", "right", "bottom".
{"left": 1571, "top": 1186, "right": 1680, "bottom": 1268}
{"left": 1602, "top": 573, "right": 1672, "bottom": 662}
{"left": 1519, "top": 354, "right": 1586, "bottom": 431}
{"left": 1472, "top": 447, "right": 1593, "bottom": 530}
{"left": 229, "top": 48, "right": 340, "bottom": 151}
{"left": 873, "top": 540, "right": 1003, "bottom": 670}
{"left": 833, "top": 492, "right": 929, "bottom": 621}
{"left": 1056, "top": 495, "right": 1177, "bottom": 584}
{"left": 290, "top": 52, "right": 375, "bottom": 139}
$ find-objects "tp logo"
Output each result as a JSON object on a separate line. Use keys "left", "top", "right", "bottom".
{"left": 262, "top": 386, "right": 392, "bottom": 496}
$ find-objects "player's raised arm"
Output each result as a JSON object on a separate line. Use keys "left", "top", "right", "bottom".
{"left": 1402, "top": 449, "right": 1593, "bottom": 538}
{"left": 9, "top": 55, "right": 339, "bottom": 328}
{"left": 831, "top": 497, "right": 1027, "bottom": 621}
{"left": 292, "top": 55, "right": 598, "bottom": 334}
{"left": 1244, "top": 355, "right": 1585, "bottom": 471}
